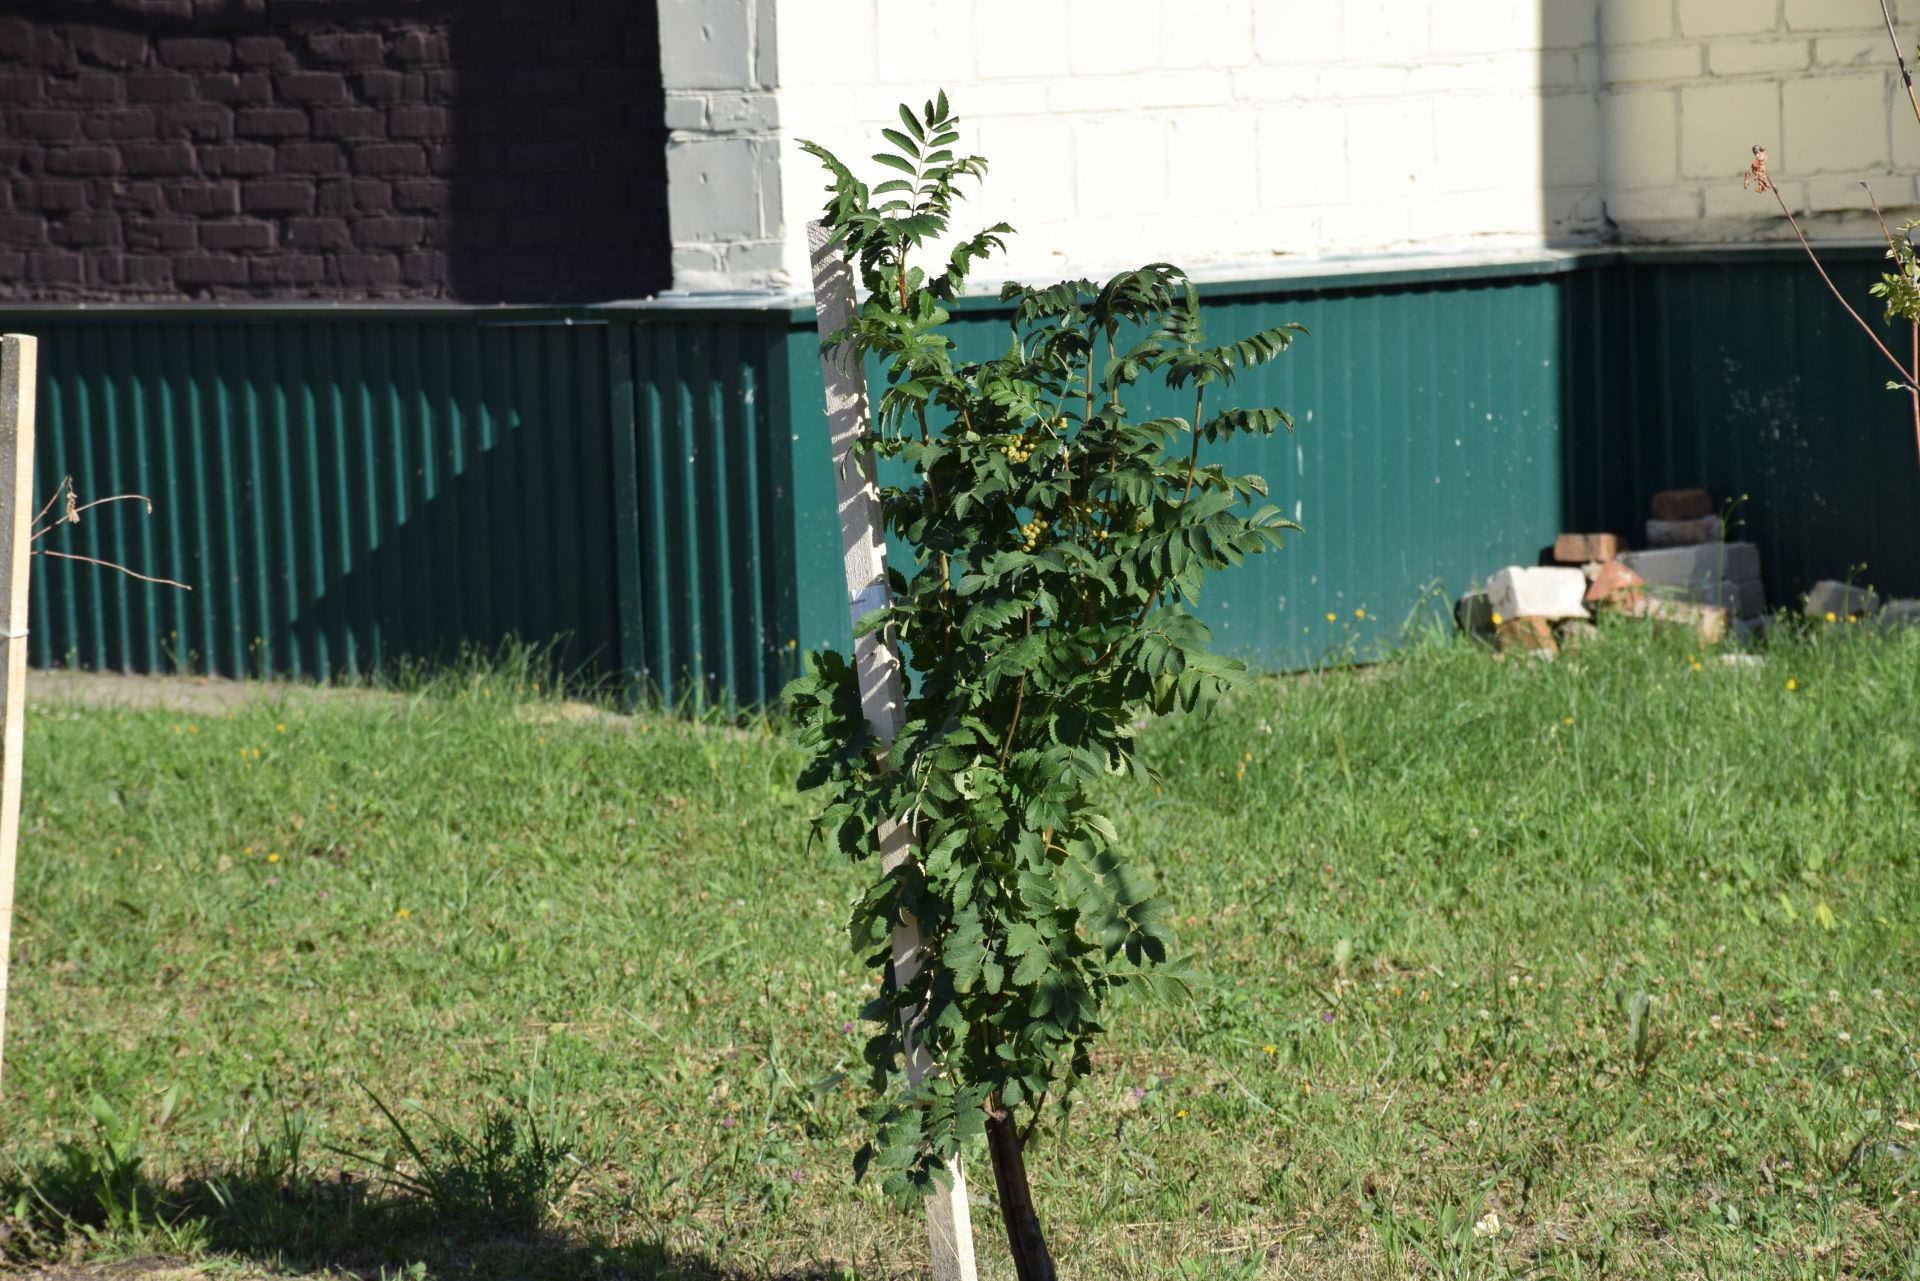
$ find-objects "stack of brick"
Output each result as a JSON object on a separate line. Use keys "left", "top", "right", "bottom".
{"left": 1803, "top": 580, "right": 1920, "bottom": 629}
{"left": 1458, "top": 487, "right": 1767, "bottom": 655}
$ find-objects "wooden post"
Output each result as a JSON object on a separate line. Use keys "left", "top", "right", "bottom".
{"left": 0, "top": 334, "right": 37, "bottom": 1094}
{"left": 808, "top": 224, "right": 979, "bottom": 1281}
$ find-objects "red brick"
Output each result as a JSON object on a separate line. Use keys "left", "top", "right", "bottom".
{"left": 49, "top": 214, "right": 122, "bottom": 248}
{"left": 71, "top": 27, "right": 150, "bottom": 70}
{"left": 352, "top": 143, "right": 426, "bottom": 176}
{"left": 356, "top": 70, "right": 405, "bottom": 102}
{"left": 88, "top": 107, "right": 158, "bottom": 141}
{"left": 198, "top": 144, "right": 275, "bottom": 176}
{"left": 353, "top": 216, "right": 425, "bottom": 248}
{"left": 127, "top": 72, "right": 197, "bottom": 103}
{"left": 16, "top": 181, "right": 89, "bottom": 212}
{"left": 1553, "top": 532, "right": 1621, "bottom": 564}
{"left": 125, "top": 218, "right": 198, "bottom": 251}
{"left": 0, "top": 214, "right": 48, "bottom": 245}
{"left": 387, "top": 106, "right": 448, "bottom": 138}
{"left": 174, "top": 254, "right": 251, "bottom": 286}
{"left": 250, "top": 255, "right": 326, "bottom": 286}
{"left": 276, "top": 72, "right": 347, "bottom": 103}
{"left": 46, "top": 73, "right": 124, "bottom": 104}
{"left": 198, "top": 73, "right": 273, "bottom": 104}
{"left": 45, "top": 146, "right": 120, "bottom": 176}
{"left": 1585, "top": 560, "right": 1645, "bottom": 607}
{"left": 311, "top": 107, "right": 385, "bottom": 140}
{"left": 26, "top": 251, "right": 84, "bottom": 284}
{"left": 335, "top": 253, "right": 399, "bottom": 288}
{"left": 304, "top": 33, "right": 386, "bottom": 67}
{"left": 284, "top": 216, "right": 351, "bottom": 250}
{"left": 1616, "top": 595, "right": 1729, "bottom": 645}
{"left": 315, "top": 177, "right": 391, "bottom": 215}
{"left": 236, "top": 107, "right": 310, "bottom": 139}
{"left": 120, "top": 142, "right": 197, "bottom": 176}
{"left": 1495, "top": 616, "right": 1558, "bottom": 656}
{"left": 11, "top": 109, "right": 80, "bottom": 141}
{"left": 233, "top": 37, "right": 293, "bottom": 70}
{"left": 0, "top": 74, "right": 44, "bottom": 104}
{"left": 112, "top": 183, "right": 167, "bottom": 214}
{"left": 166, "top": 181, "right": 241, "bottom": 215}
{"left": 199, "top": 219, "right": 275, "bottom": 251}
{"left": 1650, "top": 488, "right": 1713, "bottom": 521}
{"left": 240, "top": 179, "right": 314, "bottom": 214}
{"left": 156, "top": 38, "right": 232, "bottom": 70}
{"left": 158, "top": 103, "right": 234, "bottom": 140}
{"left": 279, "top": 142, "right": 346, "bottom": 175}
{"left": 88, "top": 254, "right": 175, "bottom": 291}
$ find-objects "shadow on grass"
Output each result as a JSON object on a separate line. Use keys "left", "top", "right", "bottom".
{"left": 0, "top": 1103, "right": 865, "bottom": 1281}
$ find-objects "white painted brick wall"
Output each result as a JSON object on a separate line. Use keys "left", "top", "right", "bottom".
{"left": 654, "top": 0, "right": 1920, "bottom": 294}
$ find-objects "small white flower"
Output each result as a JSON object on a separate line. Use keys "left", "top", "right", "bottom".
{"left": 1473, "top": 1211, "right": 1501, "bottom": 1239}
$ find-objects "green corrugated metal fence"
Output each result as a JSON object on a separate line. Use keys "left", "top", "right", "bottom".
{"left": 4, "top": 247, "right": 1915, "bottom": 704}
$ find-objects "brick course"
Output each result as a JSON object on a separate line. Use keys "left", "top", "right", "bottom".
{"left": 0, "top": 2, "right": 668, "bottom": 301}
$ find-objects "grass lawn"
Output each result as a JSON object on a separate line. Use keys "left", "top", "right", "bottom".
{"left": 1, "top": 621, "right": 1917, "bottom": 1279}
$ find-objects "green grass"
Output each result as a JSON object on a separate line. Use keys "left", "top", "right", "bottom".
{"left": 2, "top": 619, "right": 1917, "bottom": 1279}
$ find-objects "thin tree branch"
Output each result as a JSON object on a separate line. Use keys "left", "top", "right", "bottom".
{"left": 1766, "top": 181, "right": 1916, "bottom": 390}
{"left": 1879, "top": 0, "right": 1920, "bottom": 128}
{"left": 31, "top": 492, "right": 157, "bottom": 541}
{"left": 34, "top": 548, "right": 192, "bottom": 591}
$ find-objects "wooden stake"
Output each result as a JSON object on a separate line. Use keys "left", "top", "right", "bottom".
{"left": 808, "top": 223, "right": 979, "bottom": 1281}
{"left": 0, "top": 335, "right": 38, "bottom": 1095}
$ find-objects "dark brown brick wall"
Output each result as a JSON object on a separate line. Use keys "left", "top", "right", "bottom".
{"left": 0, "top": 0, "right": 669, "bottom": 302}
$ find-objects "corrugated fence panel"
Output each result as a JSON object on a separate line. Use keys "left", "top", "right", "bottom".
{"left": 3, "top": 314, "right": 624, "bottom": 684}
{"left": 859, "top": 271, "right": 1571, "bottom": 671}
{"left": 1564, "top": 253, "right": 1920, "bottom": 605}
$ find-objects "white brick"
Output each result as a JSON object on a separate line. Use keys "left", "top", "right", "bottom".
{"left": 1603, "top": 44, "right": 1705, "bottom": 85}
{"left": 1406, "top": 60, "right": 1494, "bottom": 94}
{"left": 1074, "top": 118, "right": 1167, "bottom": 215}
{"left": 1784, "top": 73, "right": 1892, "bottom": 172}
{"left": 1252, "top": 0, "right": 1342, "bottom": 65}
{"left": 1603, "top": 90, "right": 1679, "bottom": 185}
{"left": 1815, "top": 35, "right": 1888, "bottom": 67}
{"left": 1543, "top": 0, "right": 1600, "bottom": 49}
{"left": 1429, "top": 0, "right": 1534, "bottom": 57}
{"left": 1048, "top": 71, "right": 1233, "bottom": 114}
{"left": 1229, "top": 66, "right": 1317, "bottom": 103}
{"left": 1315, "top": 65, "right": 1410, "bottom": 100}
{"left": 1168, "top": 111, "right": 1260, "bottom": 210}
{"left": 1434, "top": 94, "right": 1538, "bottom": 193}
{"left": 1606, "top": 186, "right": 1704, "bottom": 222}
{"left": 659, "top": 0, "right": 758, "bottom": 91}
{"left": 664, "top": 93, "right": 709, "bottom": 132}
{"left": 1708, "top": 39, "right": 1813, "bottom": 76}
{"left": 1677, "top": 0, "right": 1779, "bottom": 38}
{"left": 1786, "top": 0, "right": 1866, "bottom": 30}
{"left": 1158, "top": 0, "right": 1257, "bottom": 69}
{"left": 1601, "top": 0, "right": 1674, "bottom": 44}
{"left": 1258, "top": 104, "right": 1348, "bottom": 204}
{"left": 1067, "top": 0, "right": 1161, "bottom": 74}
{"left": 1323, "top": 201, "right": 1412, "bottom": 247}
{"left": 667, "top": 137, "right": 770, "bottom": 241}
{"left": 1418, "top": 189, "right": 1542, "bottom": 239}
{"left": 1487, "top": 566, "right": 1591, "bottom": 621}
{"left": 1345, "top": 100, "right": 1433, "bottom": 202}
{"left": 972, "top": 118, "right": 1074, "bottom": 227}
{"left": 708, "top": 91, "right": 779, "bottom": 131}
{"left": 875, "top": 1, "right": 976, "bottom": 84}
{"left": 1339, "top": 0, "right": 1434, "bottom": 61}
{"left": 1543, "top": 93, "right": 1602, "bottom": 188}
{"left": 776, "top": 3, "right": 877, "bottom": 89}
{"left": 1679, "top": 81, "right": 1779, "bottom": 179}
{"left": 973, "top": 0, "right": 1069, "bottom": 79}
{"left": 1701, "top": 182, "right": 1787, "bottom": 222}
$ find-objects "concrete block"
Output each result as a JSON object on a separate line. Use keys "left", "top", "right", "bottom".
{"left": 1646, "top": 514, "right": 1721, "bottom": 546}
{"left": 1555, "top": 532, "right": 1621, "bottom": 562}
{"left": 1877, "top": 599, "right": 1920, "bottom": 629}
{"left": 1785, "top": 73, "right": 1890, "bottom": 173}
{"left": 1804, "top": 579, "right": 1880, "bottom": 620}
{"left": 1456, "top": 590, "right": 1495, "bottom": 635}
{"left": 1617, "top": 540, "right": 1761, "bottom": 588}
{"left": 1496, "top": 615, "right": 1558, "bottom": 655}
{"left": 1697, "top": 577, "right": 1767, "bottom": 618}
{"left": 1650, "top": 487, "right": 1712, "bottom": 520}
{"left": 1488, "top": 565, "right": 1591, "bottom": 621}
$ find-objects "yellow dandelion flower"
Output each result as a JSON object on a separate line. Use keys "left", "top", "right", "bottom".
{"left": 1491, "top": 612, "right": 1503, "bottom": 626}
{"left": 396, "top": 908, "right": 411, "bottom": 919}
{"left": 267, "top": 852, "right": 280, "bottom": 863}
{"left": 1325, "top": 612, "right": 1336, "bottom": 623}
{"left": 187, "top": 726, "right": 198, "bottom": 735}
{"left": 276, "top": 724, "right": 286, "bottom": 733}
{"left": 1262, "top": 1044, "right": 1276, "bottom": 1055}
{"left": 1787, "top": 678, "right": 1798, "bottom": 691}
{"left": 1175, "top": 1109, "right": 1188, "bottom": 1118}
{"left": 1691, "top": 661, "right": 1702, "bottom": 672}
{"left": 1825, "top": 612, "right": 1836, "bottom": 623}
{"left": 1354, "top": 607, "right": 1365, "bottom": 619}
{"left": 1563, "top": 717, "right": 1574, "bottom": 725}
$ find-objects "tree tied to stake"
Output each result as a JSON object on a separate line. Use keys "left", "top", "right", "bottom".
{"left": 785, "top": 95, "right": 1303, "bottom": 1275}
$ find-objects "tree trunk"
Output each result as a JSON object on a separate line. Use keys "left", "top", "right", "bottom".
{"left": 985, "top": 1101, "right": 1055, "bottom": 1281}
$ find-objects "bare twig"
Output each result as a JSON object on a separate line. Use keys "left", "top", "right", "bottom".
{"left": 1879, "top": 0, "right": 1920, "bottom": 128}
{"left": 33, "top": 548, "right": 192, "bottom": 591}
{"left": 1750, "top": 153, "right": 1916, "bottom": 390}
